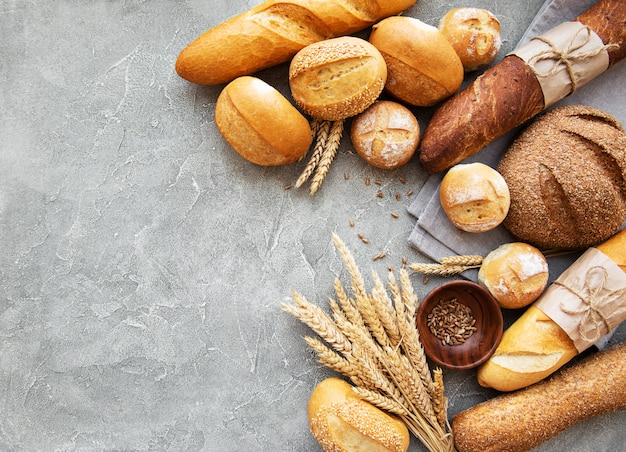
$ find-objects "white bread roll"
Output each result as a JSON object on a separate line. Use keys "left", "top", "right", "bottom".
{"left": 438, "top": 8, "right": 501, "bottom": 72}
{"left": 289, "top": 37, "right": 387, "bottom": 121}
{"left": 350, "top": 100, "right": 420, "bottom": 169}
{"left": 308, "top": 378, "right": 410, "bottom": 452}
{"left": 215, "top": 76, "right": 312, "bottom": 166}
{"left": 369, "top": 16, "right": 464, "bottom": 107}
{"left": 478, "top": 242, "right": 549, "bottom": 309}
{"left": 477, "top": 228, "right": 626, "bottom": 392}
{"left": 439, "top": 162, "right": 510, "bottom": 233}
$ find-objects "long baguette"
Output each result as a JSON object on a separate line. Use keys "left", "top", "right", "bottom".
{"left": 175, "top": 0, "right": 416, "bottom": 86}
{"left": 418, "top": 0, "right": 626, "bottom": 174}
{"left": 452, "top": 341, "right": 626, "bottom": 452}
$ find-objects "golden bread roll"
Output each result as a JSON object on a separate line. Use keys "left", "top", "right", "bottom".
{"left": 439, "top": 162, "right": 510, "bottom": 233}
{"left": 369, "top": 16, "right": 464, "bottom": 107}
{"left": 215, "top": 76, "right": 312, "bottom": 166}
{"left": 498, "top": 105, "right": 626, "bottom": 250}
{"left": 477, "top": 227, "right": 626, "bottom": 392}
{"left": 454, "top": 342, "right": 626, "bottom": 452}
{"left": 438, "top": 8, "right": 501, "bottom": 72}
{"left": 350, "top": 100, "right": 420, "bottom": 169}
{"left": 308, "top": 378, "right": 410, "bottom": 452}
{"left": 289, "top": 37, "right": 387, "bottom": 121}
{"left": 478, "top": 242, "right": 549, "bottom": 309}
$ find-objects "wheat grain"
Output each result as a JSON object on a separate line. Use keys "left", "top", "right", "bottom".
{"left": 439, "top": 255, "right": 484, "bottom": 266}
{"left": 408, "top": 263, "right": 475, "bottom": 276}
{"left": 432, "top": 368, "right": 448, "bottom": 430}
{"left": 353, "top": 386, "right": 408, "bottom": 417}
{"left": 281, "top": 291, "right": 352, "bottom": 354}
{"left": 371, "top": 271, "right": 401, "bottom": 347}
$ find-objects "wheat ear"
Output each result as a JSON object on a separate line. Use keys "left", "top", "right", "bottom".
{"left": 309, "top": 119, "right": 344, "bottom": 195}
{"left": 295, "top": 119, "right": 330, "bottom": 188}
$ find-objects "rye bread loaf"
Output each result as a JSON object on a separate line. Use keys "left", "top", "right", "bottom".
{"left": 497, "top": 105, "right": 626, "bottom": 250}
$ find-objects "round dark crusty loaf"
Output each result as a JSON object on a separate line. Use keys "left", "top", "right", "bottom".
{"left": 498, "top": 105, "right": 626, "bottom": 250}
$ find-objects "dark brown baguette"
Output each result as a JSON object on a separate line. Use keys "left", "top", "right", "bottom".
{"left": 418, "top": 0, "right": 626, "bottom": 174}
{"left": 175, "top": 0, "right": 416, "bottom": 86}
{"left": 452, "top": 341, "right": 626, "bottom": 452}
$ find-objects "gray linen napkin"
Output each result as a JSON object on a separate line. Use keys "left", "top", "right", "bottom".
{"left": 408, "top": 0, "right": 626, "bottom": 284}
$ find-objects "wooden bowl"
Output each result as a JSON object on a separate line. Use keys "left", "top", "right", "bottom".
{"left": 417, "top": 280, "right": 503, "bottom": 370}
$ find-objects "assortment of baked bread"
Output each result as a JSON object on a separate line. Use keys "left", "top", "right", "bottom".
{"left": 176, "top": 1, "right": 626, "bottom": 451}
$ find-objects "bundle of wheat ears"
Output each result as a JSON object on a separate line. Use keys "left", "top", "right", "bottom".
{"left": 295, "top": 119, "right": 344, "bottom": 195}
{"left": 282, "top": 234, "right": 455, "bottom": 452}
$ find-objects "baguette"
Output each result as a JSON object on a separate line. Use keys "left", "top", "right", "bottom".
{"left": 418, "top": 0, "right": 626, "bottom": 173}
{"left": 452, "top": 341, "right": 626, "bottom": 452}
{"left": 477, "top": 227, "right": 626, "bottom": 392}
{"left": 175, "top": 0, "right": 416, "bottom": 86}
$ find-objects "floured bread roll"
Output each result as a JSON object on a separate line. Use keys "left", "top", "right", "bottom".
{"left": 439, "top": 162, "right": 510, "bottom": 233}
{"left": 439, "top": 7, "right": 502, "bottom": 72}
{"left": 498, "top": 105, "right": 626, "bottom": 250}
{"left": 478, "top": 242, "right": 549, "bottom": 309}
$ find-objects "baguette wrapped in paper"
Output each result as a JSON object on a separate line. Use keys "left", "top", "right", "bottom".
{"left": 477, "top": 228, "right": 626, "bottom": 392}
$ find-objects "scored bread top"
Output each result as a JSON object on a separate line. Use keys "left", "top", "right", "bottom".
{"left": 498, "top": 105, "right": 626, "bottom": 250}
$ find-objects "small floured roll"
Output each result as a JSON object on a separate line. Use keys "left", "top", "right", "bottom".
{"left": 215, "top": 76, "right": 312, "bottom": 166}
{"left": 478, "top": 242, "right": 549, "bottom": 309}
{"left": 308, "top": 378, "right": 410, "bottom": 452}
{"left": 439, "top": 162, "right": 510, "bottom": 233}
{"left": 350, "top": 100, "right": 420, "bottom": 169}
{"left": 289, "top": 36, "right": 387, "bottom": 121}
{"left": 438, "top": 7, "right": 502, "bottom": 72}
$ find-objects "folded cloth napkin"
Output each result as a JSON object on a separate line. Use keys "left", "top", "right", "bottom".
{"left": 408, "top": 0, "right": 626, "bottom": 283}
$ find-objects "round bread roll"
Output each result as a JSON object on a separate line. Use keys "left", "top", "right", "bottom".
{"left": 369, "top": 16, "right": 464, "bottom": 107}
{"left": 215, "top": 76, "right": 312, "bottom": 166}
{"left": 498, "top": 105, "right": 626, "bottom": 250}
{"left": 350, "top": 100, "right": 420, "bottom": 169}
{"left": 308, "top": 378, "right": 410, "bottom": 452}
{"left": 478, "top": 242, "right": 549, "bottom": 309}
{"left": 440, "top": 162, "right": 510, "bottom": 233}
{"left": 289, "top": 36, "right": 387, "bottom": 121}
{"left": 438, "top": 7, "right": 501, "bottom": 72}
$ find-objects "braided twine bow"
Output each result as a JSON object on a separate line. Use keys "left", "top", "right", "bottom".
{"left": 554, "top": 265, "right": 626, "bottom": 343}
{"left": 527, "top": 25, "right": 618, "bottom": 94}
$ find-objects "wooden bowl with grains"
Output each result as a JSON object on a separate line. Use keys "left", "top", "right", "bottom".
{"left": 417, "top": 280, "right": 503, "bottom": 370}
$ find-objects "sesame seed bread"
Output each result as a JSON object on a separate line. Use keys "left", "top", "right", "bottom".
{"left": 308, "top": 378, "right": 410, "bottom": 452}
{"left": 289, "top": 37, "right": 387, "bottom": 121}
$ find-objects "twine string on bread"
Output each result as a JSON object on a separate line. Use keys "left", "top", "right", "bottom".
{"left": 555, "top": 265, "right": 625, "bottom": 342}
{"left": 527, "top": 25, "right": 618, "bottom": 94}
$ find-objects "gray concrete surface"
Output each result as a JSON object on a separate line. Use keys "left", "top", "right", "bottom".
{"left": 1, "top": 1, "right": 624, "bottom": 451}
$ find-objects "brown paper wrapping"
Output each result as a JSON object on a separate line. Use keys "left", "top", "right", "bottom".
{"left": 511, "top": 21, "right": 610, "bottom": 107}
{"left": 536, "top": 248, "right": 626, "bottom": 352}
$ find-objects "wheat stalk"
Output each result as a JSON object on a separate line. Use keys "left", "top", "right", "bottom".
{"left": 439, "top": 255, "right": 483, "bottom": 266}
{"left": 282, "top": 235, "right": 455, "bottom": 452}
{"left": 309, "top": 119, "right": 344, "bottom": 195}
{"left": 295, "top": 119, "right": 331, "bottom": 188}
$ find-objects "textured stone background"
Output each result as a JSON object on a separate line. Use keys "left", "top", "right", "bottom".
{"left": 1, "top": 1, "right": 624, "bottom": 451}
